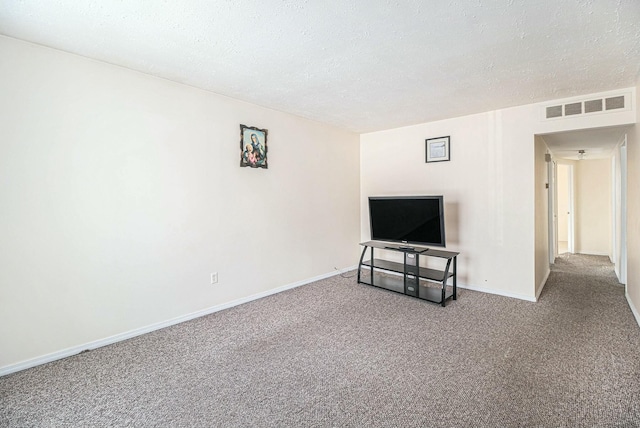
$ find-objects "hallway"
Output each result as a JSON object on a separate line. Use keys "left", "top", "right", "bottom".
{"left": 551, "top": 253, "right": 621, "bottom": 278}
{"left": 547, "top": 252, "right": 636, "bottom": 326}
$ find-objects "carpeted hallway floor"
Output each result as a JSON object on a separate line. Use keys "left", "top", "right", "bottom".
{"left": 1, "top": 253, "right": 639, "bottom": 427}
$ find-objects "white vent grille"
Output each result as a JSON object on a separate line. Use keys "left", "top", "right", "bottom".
{"left": 564, "top": 102, "right": 582, "bottom": 116}
{"left": 546, "top": 105, "right": 562, "bottom": 118}
{"left": 543, "top": 92, "right": 629, "bottom": 121}
{"left": 584, "top": 99, "right": 603, "bottom": 113}
{"left": 605, "top": 96, "right": 625, "bottom": 110}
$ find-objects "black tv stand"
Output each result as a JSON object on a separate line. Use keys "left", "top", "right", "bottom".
{"left": 357, "top": 241, "right": 459, "bottom": 307}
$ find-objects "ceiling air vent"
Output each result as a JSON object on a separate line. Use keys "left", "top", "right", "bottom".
{"left": 542, "top": 91, "right": 629, "bottom": 121}
{"left": 605, "top": 96, "right": 625, "bottom": 110}
{"left": 584, "top": 99, "right": 603, "bottom": 113}
{"left": 546, "top": 105, "right": 563, "bottom": 118}
{"left": 564, "top": 102, "right": 582, "bottom": 116}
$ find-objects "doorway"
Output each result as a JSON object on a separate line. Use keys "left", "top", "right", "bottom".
{"left": 541, "top": 125, "right": 630, "bottom": 284}
{"left": 556, "top": 164, "right": 573, "bottom": 255}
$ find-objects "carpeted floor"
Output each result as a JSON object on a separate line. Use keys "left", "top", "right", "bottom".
{"left": 1, "top": 253, "right": 639, "bottom": 427}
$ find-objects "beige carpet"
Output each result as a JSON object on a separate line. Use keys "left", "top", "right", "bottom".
{"left": 1, "top": 253, "right": 639, "bottom": 427}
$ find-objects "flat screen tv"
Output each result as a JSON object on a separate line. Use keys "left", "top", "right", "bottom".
{"left": 368, "top": 196, "right": 445, "bottom": 248}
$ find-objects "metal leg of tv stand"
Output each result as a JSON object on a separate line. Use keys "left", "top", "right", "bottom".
{"left": 441, "top": 257, "right": 453, "bottom": 307}
{"left": 357, "top": 245, "right": 367, "bottom": 283}
{"left": 453, "top": 256, "right": 457, "bottom": 300}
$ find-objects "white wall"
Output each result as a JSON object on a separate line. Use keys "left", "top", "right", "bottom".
{"left": 574, "top": 159, "right": 612, "bottom": 256}
{"left": 0, "top": 36, "right": 361, "bottom": 371}
{"left": 556, "top": 164, "right": 571, "bottom": 245}
{"left": 626, "top": 82, "right": 640, "bottom": 325}
{"left": 611, "top": 137, "right": 627, "bottom": 282}
{"left": 534, "top": 137, "right": 550, "bottom": 296}
{"left": 361, "top": 88, "right": 636, "bottom": 301}
{"left": 361, "top": 110, "right": 536, "bottom": 301}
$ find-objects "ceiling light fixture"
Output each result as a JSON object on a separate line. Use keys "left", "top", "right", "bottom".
{"left": 577, "top": 149, "right": 586, "bottom": 160}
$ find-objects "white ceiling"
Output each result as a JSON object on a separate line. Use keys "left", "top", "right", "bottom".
{"left": 1, "top": 1, "right": 639, "bottom": 133}
{"left": 541, "top": 126, "right": 630, "bottom": 160}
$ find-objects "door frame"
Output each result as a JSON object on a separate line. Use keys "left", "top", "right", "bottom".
{"left": 553, "top": 162, "right": 575, "bottom": 256}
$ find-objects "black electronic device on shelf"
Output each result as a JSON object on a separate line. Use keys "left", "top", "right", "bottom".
{"left": 368, "top": 195, "right": 445, "bottom": 250}
{"left": 359, "top": 196, "right": 458, "bottom": 306}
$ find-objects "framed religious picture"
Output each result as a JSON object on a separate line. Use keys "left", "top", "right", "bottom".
{"left": 240, "top": 124, "right": 268, "bottom": 169}
{"left": 425, "top": 136, "right": 450, "bottom": 163}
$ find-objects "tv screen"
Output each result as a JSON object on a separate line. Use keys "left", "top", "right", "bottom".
{"left": 369, "top": 196, "right": 445, "bottom": 247}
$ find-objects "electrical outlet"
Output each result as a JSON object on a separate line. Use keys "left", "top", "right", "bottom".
{"left": 210, "top": 272, "right": 218, "bottom": 284}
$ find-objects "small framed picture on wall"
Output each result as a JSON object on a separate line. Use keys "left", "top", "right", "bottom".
{"left": 240, "top": 124, "right": 268, "bottom": 169}
{"left": 426, "top": 136, "right": 450, "bottom": 163}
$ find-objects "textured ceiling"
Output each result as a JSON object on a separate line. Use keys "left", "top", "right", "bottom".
{"left": 1, "top": 1, "right": 639, "bottom": 133}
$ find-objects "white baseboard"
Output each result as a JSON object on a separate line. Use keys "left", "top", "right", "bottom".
{"left": 0, "top": 266, "right": 356, "bottom": 377}
{"left": 626, "top": 291, "right": 640, "bottom": 328}
{"left": 457, "top": 283, "right": 537, "bottom": 302}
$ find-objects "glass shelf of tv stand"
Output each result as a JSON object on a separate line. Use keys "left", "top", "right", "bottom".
{"left": 357, "top": 241, "right": 459, "bottom": 306}
{"left": 359, "top": 240, "right": 457, "bottom": 259}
